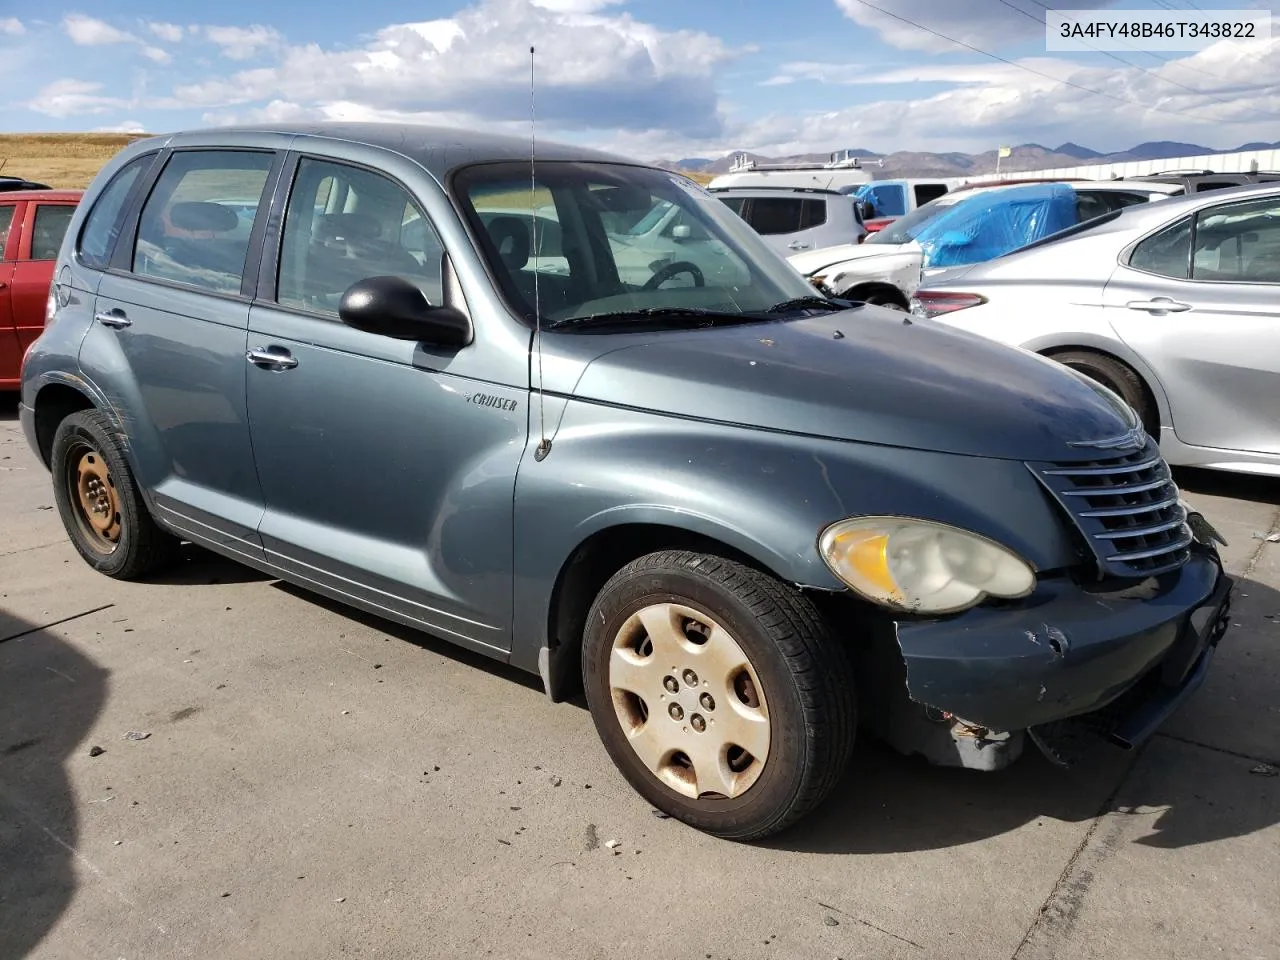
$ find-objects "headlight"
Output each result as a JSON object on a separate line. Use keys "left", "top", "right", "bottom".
{"left": 818, "top": 517, "right": 1036, "bottom": 615}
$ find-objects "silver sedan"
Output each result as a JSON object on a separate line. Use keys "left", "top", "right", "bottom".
{"left": 911, "top": 183, "right": 1280, "bottom": 477}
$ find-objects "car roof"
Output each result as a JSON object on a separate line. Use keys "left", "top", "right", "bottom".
{"left": 139, "top": 122, "right": 638, "bottom": 179}
{"left": 0, "top": 189, "right": 83, "bottom": 202}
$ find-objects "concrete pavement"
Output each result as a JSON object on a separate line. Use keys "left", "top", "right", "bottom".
{"left": 1, "top": 396, "right": 1277, "bottom": 960}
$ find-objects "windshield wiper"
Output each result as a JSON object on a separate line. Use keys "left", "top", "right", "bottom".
{"left": 764, "top": 295, "right": 852, "bottom": 314}
{"left": 546, "top": 307, "right": 771, "bottom": 331}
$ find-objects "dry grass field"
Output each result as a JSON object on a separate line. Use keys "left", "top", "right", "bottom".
{"left": 0, "top": 133, "right": 149, "bottom": 189}
{"left": 0, "top": 132, "right": 715, "bottom": 192}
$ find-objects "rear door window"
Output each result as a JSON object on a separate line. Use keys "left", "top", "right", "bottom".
{"left": 1194, "top": 179, "right": 1244, "bottom": 193}
{"left": 133, "top": 150, "right": 274, "bottom": 294}
{"left": 1191, "top": 196, "right": 1280, "bottom": 282}
{"left": 745, "top": 197, "right": 806, "bottom": 235}
{"left": 913, "top": 183, "right": 948, "bottom": 206}
{"left": 30, "top": 204, "right": 77, "bottom": 260}
{"left": 0, "top": 204, "right": 14, "bottom": 258}
{"left": 798, "top": 199, "right": 827, "bottom": 229}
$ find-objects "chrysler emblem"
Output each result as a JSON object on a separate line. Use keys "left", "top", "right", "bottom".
{"left": 1068, "top": 427, "right": 1146, "bottom": 452}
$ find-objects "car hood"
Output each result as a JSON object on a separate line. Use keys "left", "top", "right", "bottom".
{"left": 787, "top": 241, "right": 915, "bottom": 275}
{"left": 559, "top": 305, "right": 1136, "bottom": 462}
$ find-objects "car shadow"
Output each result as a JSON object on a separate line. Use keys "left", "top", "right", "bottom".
{"left": 1175, "top": 466, "right": 1280, "bottom": 506}
{"left": 763, "top": 573, "right": 1280, "bottom": 854}
{"left": 268, "top": 580, "right": 547, "bottom": 695}
{"left": 268, "top": 568, "right": 1280, "bottom": 856}
{"left": 0, "top": 612, "right": 109, "bottom": 959}
{"left": 0, "top": 393, "right": 18, "bottom": 422}
{"left": 147, "top": 542, "right": 273, "bottom": 586}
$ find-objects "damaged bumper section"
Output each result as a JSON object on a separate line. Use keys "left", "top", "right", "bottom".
{"left": 879, "top": 545, "right": 1232, "bottom": 771}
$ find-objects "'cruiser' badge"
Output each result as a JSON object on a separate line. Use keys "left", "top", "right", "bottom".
{"left": 468, "top": 392, "right": 519, "bottom": 413}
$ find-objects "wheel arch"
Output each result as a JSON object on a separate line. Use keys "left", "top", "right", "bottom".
{"left": 839, "top": 280, "right": 909, "bottom": 308}
{"left": 31, "top": 378, "right": 100, "bottom": 467}
{"left": 1022, "top": 334, "right": 1173, "bottom": 437}
{"left": 539, "top": 518, "right": 828, "bottom": 703}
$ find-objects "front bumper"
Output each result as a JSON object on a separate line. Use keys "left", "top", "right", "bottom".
{"left": 893, "top": 544, "right": 1231, "bottom": 742}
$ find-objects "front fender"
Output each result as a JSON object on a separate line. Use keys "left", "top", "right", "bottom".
{"left": 509, "top": 398, "right": 1080, "bottom": 678}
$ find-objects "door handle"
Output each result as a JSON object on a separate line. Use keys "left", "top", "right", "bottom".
{"left": 1125, "top": 298, "right": 1191, "bottom": 314}
{"left": 246, "top": 346, "right": 299, "bottom": 370}
{"left": 94, "top": 309, "right": 132, "bottom": 328}
{"left": 788, "top": 241, "right": 810, "bottom": 250}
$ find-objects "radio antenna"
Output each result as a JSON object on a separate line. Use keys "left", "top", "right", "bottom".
{"left": 530, "top": 44, "right": 551, "bottom": 462}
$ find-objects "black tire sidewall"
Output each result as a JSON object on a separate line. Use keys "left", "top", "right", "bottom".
{"left": 1056, "top": 351, "right": 1153, "bottom": 432}
{"left": 582, "top": 563, "right": 811, "bottom": 833}
{"left": 51, "top": 412, "right": 145, "bottom": 576}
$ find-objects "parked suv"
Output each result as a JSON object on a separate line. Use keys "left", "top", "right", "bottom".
{"left": 710, "top": 186, "right": 867, "bottom": 254}
{"left": 21, "top": 124, "right": 1232, "bottom": 840}
{"left": 1, "top": 189, "right": 82, "bottom": 389}
{"left": 1129, "top": 169, "right": 1280, "bottom": 194}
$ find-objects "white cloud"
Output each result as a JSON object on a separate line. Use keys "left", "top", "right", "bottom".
{"left": 147, "top": 21, "right": 185, "bottom": 43}
{"left": 142, "top": 45, "right": 172, "bottom": 63}
{"left": 834, "top": 0, "right": 1122, "bottom": 54}
{"left": 530, "top": 0, "right": 626, "bottom": 11}
{"left": 62, "top": 13, "right": 134, "bottom": 46}
{"left": 1, "top": 17, "right": 24, "bottom": 35}
{"left": 203, "top": 24, "right": 282, "bottom": 60}
{"left": 26, "top": 78, "right": 128, "bottom": 117}
{"left": 604, "top": 35, "right": 1280, "bottom": 159}
{"left": 93, "top": 119, "right": 148, "bottom": 133}
{"left": 168, "top": 0, "right": 738, "bottom": 138}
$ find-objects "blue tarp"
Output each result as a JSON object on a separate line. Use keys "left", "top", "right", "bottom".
{"left": 915, "top": 183, "right": 1077, "bottom": 268}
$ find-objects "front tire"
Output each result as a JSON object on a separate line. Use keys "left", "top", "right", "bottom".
{"left": 50, "top": 409, "right": 178, "bottom": 579}
{"left": 582, "top": 550, "right": 856, "bottom": 840}
{"left": 1049, "top": 350, "right": 1156, "bottom": 436}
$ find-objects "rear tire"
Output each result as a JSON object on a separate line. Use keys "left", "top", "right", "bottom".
{"left": 1048, "top": 350, "right": 1156, "bottom": 436}
{"left": 855, "top": 289, "right": 908, "bottom": 311}
{"left": 50, "top": 409, "right": 178, "bottom": 579}
{"left": 581, "top": 550, "right": 857, "bottom": 840}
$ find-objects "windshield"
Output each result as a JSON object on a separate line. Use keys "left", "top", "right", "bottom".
{"left": 451, "top": 161, "right": 818, "bottom": 326}
{"left": 865, "top": 193, "right": 971, "bottom": 245}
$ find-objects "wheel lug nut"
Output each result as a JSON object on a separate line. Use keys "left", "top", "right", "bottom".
{"left": 668, "top": 703, "right": 684, "bottom": 721}
{"left": 691, "top": 714, "right": 706, "bottom": 733}
{"left": 700, "top": 693, "right": 715, "bottom": 711}
{"left": 682, "top": 669, "right": 698, "bottom": 686}
{"left": 663, "top": 676, "right": 679, "bottom": 693}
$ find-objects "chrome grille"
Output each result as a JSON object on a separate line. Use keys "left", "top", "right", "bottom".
{"left": 1029, "top": 440, "right": 1192, "bottom": 579}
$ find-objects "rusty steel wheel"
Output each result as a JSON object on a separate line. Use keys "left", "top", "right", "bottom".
{"left": 609, "top": 602, "right": 771, "bottom": 800}
{"left": 69, "top": 444, "right": 123, "bottom": 551}
{"left": 51, "top": 408, "right": 178, "bottom": 579}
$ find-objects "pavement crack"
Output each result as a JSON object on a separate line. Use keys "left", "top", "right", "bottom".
{"left": 1012, "top": 746, "right": 1140, "bottom": 959}
{"left": 1155, "top": 731, "right": 1277, "bottom": 765}
{"left": 0, "top": 604, "right": 116, "bottom": 645}
{"left": 808, "top": 897, "right": 924, "bottom": 950}
{"left": 0, "top": 539, "right": 68, "bottom": 558}
{"left": 1242, "top": 506, "right": 1280, "bottom": 579}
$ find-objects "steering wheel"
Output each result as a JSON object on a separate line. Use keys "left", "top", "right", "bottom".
{"left": 642, "top": 260, "right": 705, "bottom": 291}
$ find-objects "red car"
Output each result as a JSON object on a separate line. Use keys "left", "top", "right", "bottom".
{"left": 1, "top": 189, "right": 82, "bottom": 389}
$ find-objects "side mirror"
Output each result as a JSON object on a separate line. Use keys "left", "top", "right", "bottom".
{"left": 671, "top": 224, "right": 692, "bottom": 240}
{"left": 858, "top": 200, "right": 876, "bottom": 221}
{"left": 338, "top": 276, "right": 470, "bottom": 346}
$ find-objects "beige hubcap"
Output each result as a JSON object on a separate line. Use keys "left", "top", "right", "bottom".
{"left": 609, "top": 603, "right": 770, "bottom": 800}
{"left": 74, "top": 449, "right": 121, "bottom": 546}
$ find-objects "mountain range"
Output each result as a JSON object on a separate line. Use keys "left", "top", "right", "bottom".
{"left": 662, "top": 140, "right": 1280, "bottom": 180}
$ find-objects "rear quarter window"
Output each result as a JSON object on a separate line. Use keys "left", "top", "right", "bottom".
{"left": 1128, "top": 216, "right": 1192, "bottom": 278}
{"left": 78, "top": 153, "right": 157, "bottom": 270}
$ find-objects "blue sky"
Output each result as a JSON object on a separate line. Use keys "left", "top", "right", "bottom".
{"left": 1, "top": 0, "right": 1276, "bottom": 159}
